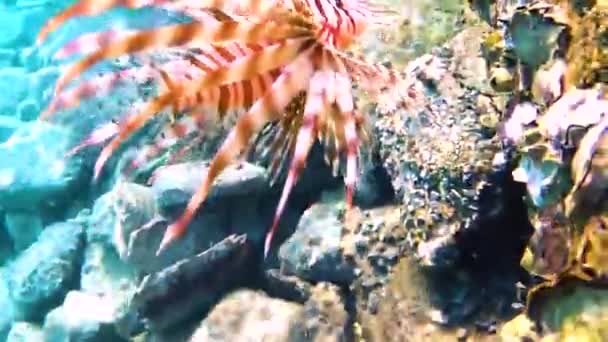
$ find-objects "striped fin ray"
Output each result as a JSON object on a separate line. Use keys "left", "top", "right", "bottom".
{"left": 40, "top": 64, "right": 158, "bottom": 120}
{"left": 89, "top": 39, "right": 313, "bottom": 190}
{"left": 158, "top": 66, "right": 281, "bottom": 125}
{"left": 91, "top": 36, "right": 300, "bottom": 180}
{"left": 161, "top": 0, "right": 289, "bottom": 20}
{"left": 302, "top": 0, "right": 395, "bottom": 47}
{"left": 41, "top": 54, "right": 211, "bottom": 120}
{"left": 42, "top": 40, "right": 277, "bottom": 120}
{"left": 177, "top": 38, "right": 316, "bottom": 107}
{"left": 37, "top": 0, "right": 302, "bottom": 45}
{"left": 157, "top": 51, "right": 316, "bottom": 254}
{"left": 54, "top": 29, "right": 136, "bottom": 59}
{"left": 338, "top": 51, "right": 399, "bottom": 86}
{"left": 37, "top": 0, "right": 170, "bottom": 44}
{"left": 265, "top": 106, "right": 302, "bottom": 184}
{"left": 333, "top": 72, "right": 359, "bottom": 209}
{"left": 123, "top": 110, "right": 209, "bottom": 175}
{"left": 249, "top": 98, "right": 303, "bottom": 186}
{"left": 264, "top": 68, "right": 328, "bottom": 257}
{"left": 53, "top": 21, "right": 312, "bottom": 95}
{"left": 93, "top": 91, "right": 175, "bottom": 180}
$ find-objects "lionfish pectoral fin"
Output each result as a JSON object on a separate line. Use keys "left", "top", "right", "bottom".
{"left": 156, "top": 68, "right": 180, "bottom": 123}
{"left": 264, "top": 69, "right": 327, "bottom": 259}
{"left": 37, "top": 0, "right": 170, "bottom": 45}
{"left": 334, "top": 74, "right": 359, "bottom": 209}
{"left": 161, "top": 54, "right": 315, "bottom": 256}
{"left": 156, "top": 215, "right": 189, "bottom": 255}
{"left": 94, "top": 92, "right": 173, "bottom": 180}
{"left": 65, "top": 120, "right": 120, "bottom": 157}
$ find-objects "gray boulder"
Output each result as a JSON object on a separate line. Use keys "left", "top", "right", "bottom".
{"left": 0, "top": 122, "right": 86, "bottom": 211}
{"left": 6, "top": 322, "right": 43, "bottom": 342}
{"left": 43, "top": 291, "right": 126, "bottom": 342}
{"left": 7, "top": 221, "right": 85, "bottom": 321}
{"left": 279, "top": 201, "right": 357, "bottom": 285}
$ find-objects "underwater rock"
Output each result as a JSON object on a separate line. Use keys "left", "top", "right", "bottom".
{"left": 289, "top": 282, "right": 350, "bottom": 341}
{"left": 0, "top": 48, "right": 18, "bottom": 68}
{"left": 26, "top": 66, "right": 60, "bottom": 107}
{"left": 344, "top": 205, "right": 410, "bottom": 316}
{"left": 444, "top": 26, "right": 492, "bottom": 92}
{"left": 565, "top": 115, "right": 608, "bottom": 219}
{"left": 499, "top": 313, "right": 538, "bottom": 341}
{"left": 352, "top": 155, "right": 396, "bottom": 209}
{"left": 0, "top": 122, "right": 87, "bottom": 211}
{"left": 148, "top": 160, "right": 307, "bottom": 261}
{"left": 0, "top": 268, "right": 15, "bottom": 341}
{"left": 190, "top": 289, "right": 304, "bottom": 342}
{"left": 7, "top": 221, "right": 84, "bottom": 321}
{"left": 374, "top": 26, "right": 503, "bottom": 254}
{"left": 6, "top": 322, "right": 43, "bottom": 342}
{"left": 0, "top": 220, "right": 12, "bottom": 265}
{"left": 527, "top": 279, "right": 608, "bottom": 340}
{"left": 79, "top": 242, "right": 138, "bottom": 306}
{"left": 0, "top": 115, "right": 22, "bottom": 143}
{"left": 279, "top": 202, "right": 357, "bottom": 286}
{"left": 150, "top": 161, "right": 268, "bottom": 208}
{"left": 401, "top": 162, "right": 533, "bottom": 327}
{"left": 43, "top": 290, "right": 126, "bottom": 342}
{"left": 87, "top": 191, "right": 118, "bottom": 247}
{"left": 3, "top": 210, "right": 43, "bottom": 252}
{"left": 508, "top": 3, "right": 567, "bottom": 69}
{"left": 538, "top": 87, "right": 606, "bottom": 141}
{"left": 362, "top": 255, "right": 435, "bottom": 341}
{"left": 15, "top": 99, "right": 39, "bottom": 122}
{"left": 262, "top": 269, "right": 313, "bottom": 304}
{"left": 565, "top": 3, "right": 607, "bottom": 87}
{"left": 0, "top": 67, "right": 28, "bottom": 116}
{"left": 129, "top": 234, "right": 252, "bottom": 333}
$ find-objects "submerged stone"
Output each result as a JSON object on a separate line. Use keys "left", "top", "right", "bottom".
{"left": 0, "top": 122, "right": 86, "bottom": 211}
{"left": 7, "top": 221, "right": 84, "bottom": 321}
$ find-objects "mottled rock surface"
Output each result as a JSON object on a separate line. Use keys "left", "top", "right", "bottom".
{"left": 190, "top": 290, "right": 304, "bottom": 342}
{"left": 7, "top": 221, "right": 84, "bottom": 321}
{"left": 279, "top": 202, "right": 357, "bottom": 286}
{"left": 0, "top": 122, "right": 86, "bottom": 211}
{"left": 6, "top": 322, "right": 43, "bottom": 342}
{"left": 43, "top": 290, "right": 126, "bottom": 342}
{"left": 129, "top": 234, "right": 252, "bottom": 333}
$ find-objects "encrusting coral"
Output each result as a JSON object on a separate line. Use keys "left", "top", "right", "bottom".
{"left": 35, "top": 0, "right": 416, "bottom": 257}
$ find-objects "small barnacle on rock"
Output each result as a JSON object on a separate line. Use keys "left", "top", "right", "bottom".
{"left": 489, "top": 66, "right": 516, "bottom": 92}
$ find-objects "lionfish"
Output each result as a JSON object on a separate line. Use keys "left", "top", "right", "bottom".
{"left": 37, "top": 0, "right": 412, "bottom": 257}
